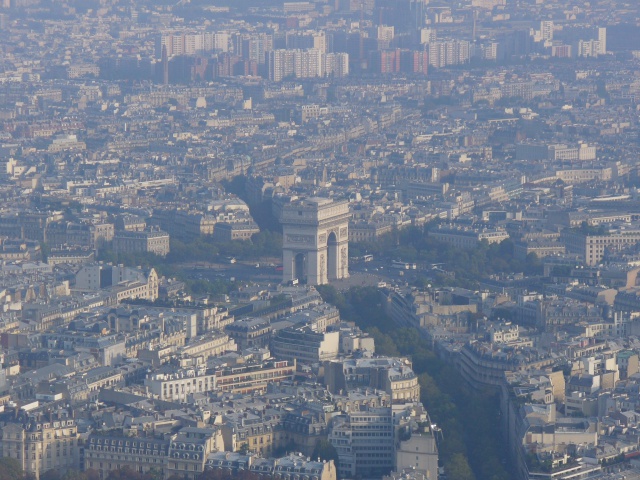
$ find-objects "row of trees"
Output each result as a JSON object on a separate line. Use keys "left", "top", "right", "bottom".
{"left": 0, "top": 458, "right": 35, "bottom": 480}
{"left": 0, "top": 460, "right": 187, "bottom": 480}
{"left": 316, "top": 285, "right": 512, "bottom": 480}
{"left": 168, "top": 230, "right": 282, "bottom": 264}
{"left": 36, "top": 466, "right": 284, "bottom": 480}
{"left": 96, "top": 230, "right": 282, "bottom": 296}
{"left": 350, "top": 225, "right": 543, "bottom": 289}
{"left": 99, "top": 230, "right": 283, "bottom": 268}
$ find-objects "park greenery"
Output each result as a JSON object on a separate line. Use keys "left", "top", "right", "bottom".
{"left": 1, "top": 463, "right": 135, "bottom": 480}
{"left": 570, "top": 221, "right": 609, "bottom": 236}
{"left": 350, "top": 225, "right": 543, "bottom": 289}
{"left": 0, "top": 458, "right": 37, "bottom": 480}
{"left": 97, "top": 230, "right": 282, "bottom": 296}
{"left": 317, "top": 285, "right": 512, "bottom": 480}
{"left": 38, "top": 465, "right": 270, "bottom": 480}
{"left": 168, "top": 230, "right": 282, "bottom": 263}
{"left": 99, "top": 230, "right": 282, "bottom": 268}
{"left": 224, "top": 192, "right": 546, "bottom": 290}
{"left": 311, "top": 439, "right": 340, "bottom": 467}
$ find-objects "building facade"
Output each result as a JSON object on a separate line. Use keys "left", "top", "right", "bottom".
{"left": 328, "top": 407, "right": 394, "bottom": 478}
{"left": 0, "top": 410, "right": 78, "bottom": 479}
{"left": 145, "top": 366, "right": 217, "bottom": 402}
{"left": 113, "top": 229, "right": 170, "bottom": 257}
{"left": 270, "top": 327, "right": 339, "bottom": 364}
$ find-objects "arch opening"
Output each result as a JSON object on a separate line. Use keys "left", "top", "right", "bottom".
{"left": 327, "top": 231, "right": 338, "bottom": 280}
{"left": 294, "top": 253, "right": 306, "bottom": 283}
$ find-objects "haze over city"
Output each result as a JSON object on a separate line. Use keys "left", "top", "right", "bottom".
{"left": 2, "top": 1, "right": 640, "bottom": 480}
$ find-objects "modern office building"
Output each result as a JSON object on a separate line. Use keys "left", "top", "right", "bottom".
{"left": 329, "top": 407, "right": 394, "bottom": 478}
{"left": 271, "top": 326, "right": 339, "bottom": 364}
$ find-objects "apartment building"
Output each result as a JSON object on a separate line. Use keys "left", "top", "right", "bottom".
{"left": 270, "top": 327, "right": 339, "bottom": 364}
{"left": 45, "top": 221, "right": 114, "bottom": 251}
{"left": 113, "top": 229, "right": 170, "bottom": 257}
{"left": 562, "top": 227, "right": 640, "bottom": 266}
{"left": 221, "top": 411, "right": 284, "bottom": 456}
{"left": 329, "top": 407, "right": 394, "bottom": 478}
{"left": 0, "top": 409, "right": 78, "bottom": 479}
{"left": 86, "top": 426, "right": 222, "bottom": 480}
{"left": 178, "top": 332, "right": 238, "bottom": 359}
{"left": 145, "top": 366, "right": 217, "bottom": 402}
{"left": 214, "top": 359, "right": 296, "bottom": 395}
{"left": 324, "top": 358, "right": 420, "bottom": 405}
{"left": 225, "top": 317, "right": 272, "bottom": 350}
{"left": 85, "top": 431, "right": 169, "bottom": 477}
{"left": 516, "top": 143, "right": 596, "bottom": 162}
{"left": 205, "top": 452, "right": 336, "bottom": 480}
{"left": 211, "top": 221, "right": 260, "bottom": 242}
{"left": 430, "top": 225, "right": 509, "bottom": 249}
{"left": 396, "top": 431, "right": 439, "bottom": 479}
{"left": 166, "top": 428, "right": 222, "bottom": 480}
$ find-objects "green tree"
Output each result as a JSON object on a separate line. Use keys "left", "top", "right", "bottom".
{"left": 147, "top": 468, "right": 164, "bottom": 480}
{"left": 318, "top": 285, "right": 513, "bottom": 480}
{"left": 42, "top": 470, "right": 100, "bottom": 480}
{"left": 0, "top": 458, "right": 30, "bottom": 480}
{"left": 105, "top": 467, "right": 150, "bottom": 480}
{"left": 446, "top": 453, "right": 475, "bottom": 480}
{"left": 311, "top": 439, "right": 340, "bottom": 466}
{"left": 40, "top": 471, "right": 62, "bottom": 480}
{"left": 221, "top": 175, "right": 247, "bottom": 197}
{"left": 40, "top": 242, "right": 50, "bottom": 262}
{"left": 167, "top": 475, "right": 188, "bottom": 480}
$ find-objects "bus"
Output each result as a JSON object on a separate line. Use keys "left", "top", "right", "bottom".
{"left": 392, "top": 260, "right": 416, "bottom": 270}
{"left": 391, "top": 260, "right": 410, "bottom": 270}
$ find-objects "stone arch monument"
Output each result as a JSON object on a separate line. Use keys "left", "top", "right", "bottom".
{"left": 280, "top": 197, "right": 349, "bottom": 285}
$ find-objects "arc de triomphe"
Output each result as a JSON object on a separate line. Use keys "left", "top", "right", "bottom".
{"left": 280, "top": 197, "right": 349, "bottom": 285}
